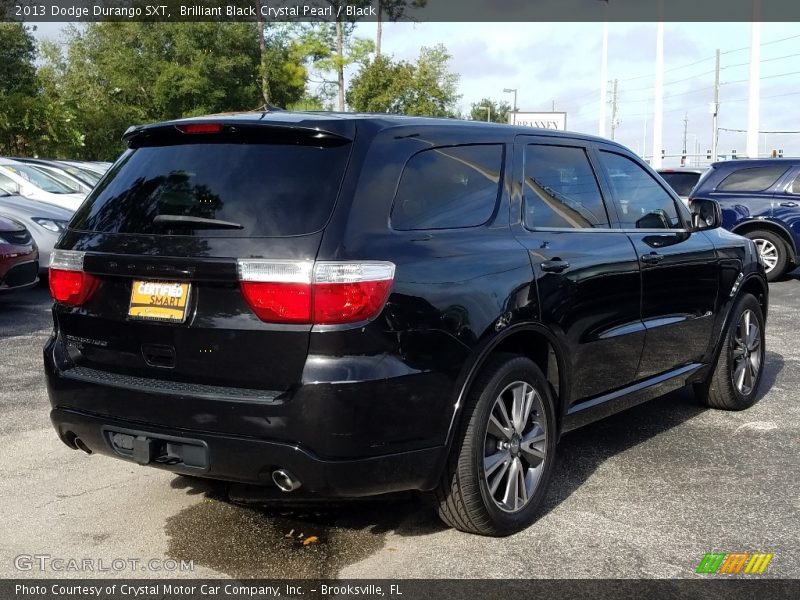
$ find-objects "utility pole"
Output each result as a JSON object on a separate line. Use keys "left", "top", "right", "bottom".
{"left": 711, "top": 49, "right": 720, "bottom": 162}
{"left": 610, "top": 79, "right": 619, "bottom": 140}
{"left": 642, "top": 116, "right": 648, "bottom": 162}
{"left": 682, "top": 113, "right": 688, "bottom": 165}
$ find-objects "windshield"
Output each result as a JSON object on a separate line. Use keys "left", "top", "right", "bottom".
{"left": 30, "top": 165, "right": 87, "bottom": 193}
{"left": 1, "top": 164, "right": 78, "bottom": 194}
{"left": 61, "top": 164, "right": 101, "bottom": 185}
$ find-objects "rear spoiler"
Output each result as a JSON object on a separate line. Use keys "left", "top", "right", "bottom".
{"left": 122, "top": 120, "right": 353, "bottom": 148}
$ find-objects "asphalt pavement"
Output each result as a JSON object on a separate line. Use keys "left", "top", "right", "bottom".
{"left": 0, "top": 275, "right": 797, "bottom": 579}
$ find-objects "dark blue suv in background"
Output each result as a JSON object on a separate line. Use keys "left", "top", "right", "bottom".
{"left": 690, "top": 158, "right": 800, "bottom": 281}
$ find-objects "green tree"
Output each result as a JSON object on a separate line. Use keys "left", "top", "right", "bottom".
{"left": 469, "top": 98, "right": 511, "bottom": 123}
{"left": 346, "top": 54, "right": 414, "bottom": 113}
{"left": 303, "top": 3, "right": 375, "bottom": 111}
{"left": 409, "top": 44, "right": 461, "bottom": 117}
{"left": 0, "top": 22, "right": 36, "bottom": 95}
{"left": 347, "top": 44, "right": 460, "bottom": 117}
{"left": 45, "top": 22, "right": 309, "bottom": 159}
{"left": 0, "top": 24, "right": 83, "bottom": 156}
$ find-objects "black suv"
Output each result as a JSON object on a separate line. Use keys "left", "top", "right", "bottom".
{"left": 45, "top": 113, "right": 768, "bottom": 536}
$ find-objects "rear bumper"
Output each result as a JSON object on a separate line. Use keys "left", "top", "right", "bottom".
{"left": 44, "top": 332, "right": 455, "bottom": 497}
{"left": 50, "top": 407, "right": 445, "bottom": 496}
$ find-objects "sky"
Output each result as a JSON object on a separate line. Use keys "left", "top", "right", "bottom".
{"left": 31, "top": 21, "right": 800, "bottom": 165}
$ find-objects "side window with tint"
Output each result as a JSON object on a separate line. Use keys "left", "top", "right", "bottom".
{"left": 598, "top": 151, "right": 682, "bottom": 229}
{"left": 391, "top": 145, "right": 503, "bottom": 230}
{"left": 523, "top": 144, "right": 609, "bottom": 229}
{"left": 788, "top": 172, "right": 800, "bottom": 195}
{"left": 717, "top": 166, "right": 788, "bottom": 192}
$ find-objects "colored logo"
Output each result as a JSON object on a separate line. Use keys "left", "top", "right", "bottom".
{"left": 696, "top": 552, "right": 774, "bottom": 574}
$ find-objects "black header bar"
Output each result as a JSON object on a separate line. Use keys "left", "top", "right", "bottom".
{"left": 4, "top": 0, "right": 800, "bottom": 23}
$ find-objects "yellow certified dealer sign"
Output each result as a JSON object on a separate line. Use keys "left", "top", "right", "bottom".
{"left": 129, "top": 280, "right": 190, "bottom": 322}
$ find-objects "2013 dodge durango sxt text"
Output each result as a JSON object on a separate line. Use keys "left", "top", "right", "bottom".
{"left": 44, "top": 113, "right": 768, "bottom": 536}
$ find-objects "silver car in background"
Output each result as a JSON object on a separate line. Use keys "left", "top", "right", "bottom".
{"left": 0, "top": 189, "right": 71, "bottom": 274}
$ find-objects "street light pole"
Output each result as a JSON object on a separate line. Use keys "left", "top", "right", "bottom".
{"left": 503, "top": 88, "right": 518, "bottom": 125}
{"left": 479, "top": 105, "right": 491, "bottom": 122}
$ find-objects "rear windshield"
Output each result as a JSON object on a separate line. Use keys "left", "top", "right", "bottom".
{"left": 658, "top": 172, "right": 701, "bottom": 197}
{"left": 70, "top": 142, "right": 351, "bottom": 237}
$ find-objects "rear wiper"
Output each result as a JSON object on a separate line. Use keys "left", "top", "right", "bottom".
{"left": 153, "top": 215, "right": 244, "bottom": 230}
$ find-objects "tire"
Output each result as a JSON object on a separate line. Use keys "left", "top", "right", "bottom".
{"left": 695, "top": 293, "right": 765, "bottom": 411}
{"left": 435, "top": 353, "right": 557, "bottom": 536}
{"left": 743, "top": 230, "right": 787, "bottom": 282}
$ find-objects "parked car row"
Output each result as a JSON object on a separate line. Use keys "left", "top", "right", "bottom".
{"left": 0, "top": 157, "right": 109, "bottom": 293}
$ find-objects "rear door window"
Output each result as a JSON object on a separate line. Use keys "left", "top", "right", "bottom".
{"left": 716, "top": 166, "right": 788, "bottom": 192}
{"left": 70, "top": 141, "right": 351, "bottom": 237}
{"left": 391, "top": 144, "right": 503, "bottom": 230}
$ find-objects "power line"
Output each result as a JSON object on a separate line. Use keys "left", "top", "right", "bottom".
{"left": 719, "top": 127, "right": 800, "bottom": 134}
{"left": 614, "top": 33, "right": 800, "bottom": 84}
{"left": 721, "top": 51, "right": 800, "bottom": 71}
{"left": 722, "top": 70, "right": 800, "bottom": 86}
{"left": 616, "top": 56, "right": 712, "bottom": 83}
{"left": 618, "top": 84, "right": 715, "bottom": 104}
{"left": 720, "top": 33, "right": 800, "bottom": 55}
{"left": 723, "top": 90, "right": 800, "bottom": 104}
{"left": 621, "top": 69, "right": 716, "bottom": 94}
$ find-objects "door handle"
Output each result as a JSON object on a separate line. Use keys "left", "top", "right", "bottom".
{"left": 779, "top": 201, "right": 799, "bottom": 208}
{"left": 540, "top": 259, "right": 570, "bottom": 273}
{"left": 640, "top": 252, "right": 664, "bottom": 265}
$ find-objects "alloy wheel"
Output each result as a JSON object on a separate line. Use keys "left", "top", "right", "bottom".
{"left": 753, "top": 238, "right": 779, "bottom": 273}
{"left": 732, "top": 308, "right": 762, "bottom": 396}
{"left": 483, "top": 381, "right": 547, "bottom": 513}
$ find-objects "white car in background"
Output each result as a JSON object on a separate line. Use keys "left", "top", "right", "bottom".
{"left": 15, "top": 160, "right": 93, "bottom": 195}
{"left": 0, "top": 158, "right": 85, "bottom": 211}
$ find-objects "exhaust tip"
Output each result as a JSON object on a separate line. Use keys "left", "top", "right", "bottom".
{"left": 272, "top": 469, "right": 301, "bottom": 492}
{"left": 74, "top": 437, "right": 93, "bottom": 455}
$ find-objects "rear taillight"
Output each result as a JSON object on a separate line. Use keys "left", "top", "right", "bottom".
{"left": 237, "top": 260, "right": 395, "bottom": 325}
{"left": 49, "top": 250, "right": 99, "bottom": 306}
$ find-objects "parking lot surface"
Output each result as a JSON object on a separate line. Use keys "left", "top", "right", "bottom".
{"left": 1, "top": 276, "right": 798, "bottom": 579}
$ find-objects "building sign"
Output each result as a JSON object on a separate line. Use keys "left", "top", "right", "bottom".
{"left": 509, "top": 112, "right": 567, "bottom": 130}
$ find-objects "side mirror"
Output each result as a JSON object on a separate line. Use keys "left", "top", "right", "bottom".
{"left": 690, "top": 198, "right": 722, "bottom": 230}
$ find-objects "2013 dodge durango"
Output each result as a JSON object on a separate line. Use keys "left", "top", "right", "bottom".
{"left": 44, "top": 113, "right": 768, "bottom": 536}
